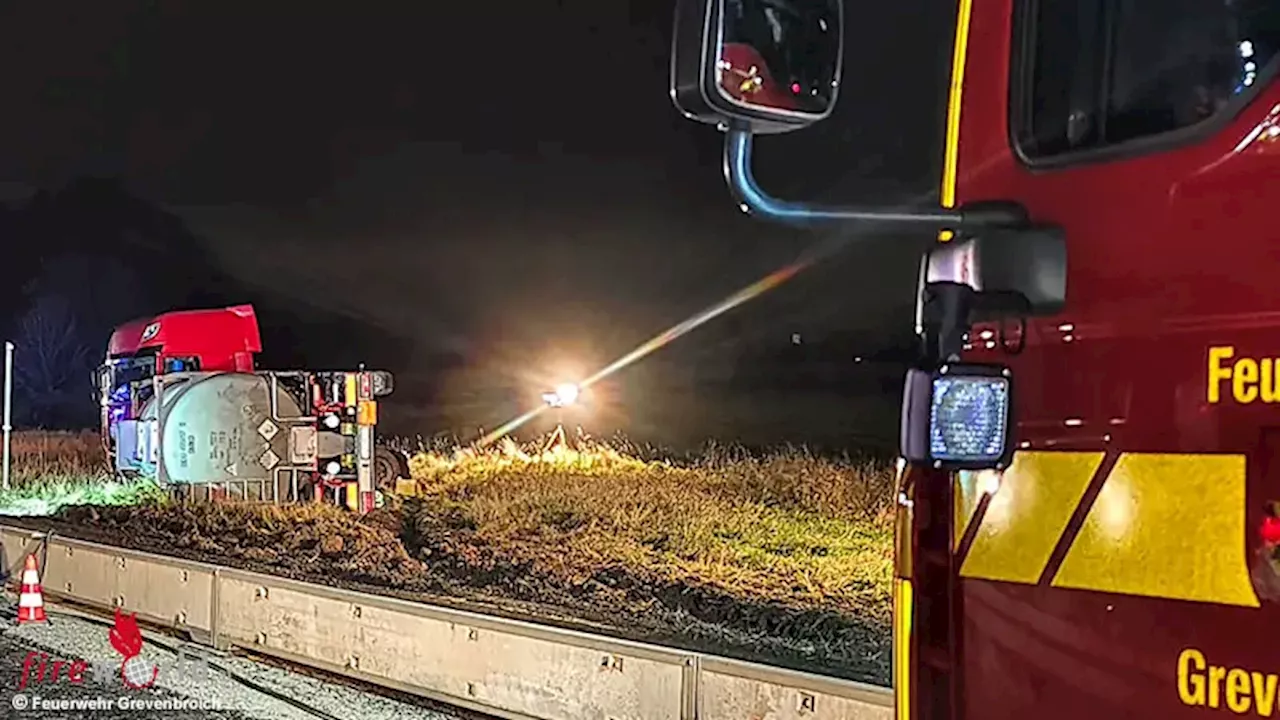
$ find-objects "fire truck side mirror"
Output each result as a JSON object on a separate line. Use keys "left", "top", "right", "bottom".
{"left": 925, "top": 225, "right": 1068, "bottom": 320}
{"left": 671, "top": 0, "right": 843, "bottom": 134}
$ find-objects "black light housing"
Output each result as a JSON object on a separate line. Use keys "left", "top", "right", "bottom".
{"left": 370, "top": 371, "right": 394, "bottom": 397}
{"left": 900, "top": 362, "right": 1015, "bottom": 471}
{"left": 924, "top": 226, "right": 1067, "bottom": 320}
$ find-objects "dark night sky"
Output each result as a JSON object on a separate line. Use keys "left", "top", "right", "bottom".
{"left": 0, "top": 1, "right": 955, "bottom": 367}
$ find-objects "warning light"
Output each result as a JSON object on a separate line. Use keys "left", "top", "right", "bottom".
{"left": 791, "top": 82, "right": 801, "bottom": 94}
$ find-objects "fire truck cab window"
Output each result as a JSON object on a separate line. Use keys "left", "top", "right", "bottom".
{"left": 1017, "top": 0, "right": 1279, "bottom": 160}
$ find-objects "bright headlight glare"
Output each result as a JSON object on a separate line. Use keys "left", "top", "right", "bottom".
{"left": 543, "top": 382, "right": 581, "bottom": 408}
{"left": 930, "top": 375, "right": 1009, "bottom": 461}
{"left": 325, "top": 460, "right": 342, "bottom": 475}
{"left": 322, "top": 414, "right": 340, "bottom": 429}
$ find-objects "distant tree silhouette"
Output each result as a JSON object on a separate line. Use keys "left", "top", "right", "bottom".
{"left": 11, "top": 253, "right": 146, "bottom": 428}
{"left": 11, "top": 292, "right": 93, "bottom": 428}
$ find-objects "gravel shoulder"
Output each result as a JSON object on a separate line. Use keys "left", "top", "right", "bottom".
{"left": 0, "top": 597, "right": 461, "bottom": 720}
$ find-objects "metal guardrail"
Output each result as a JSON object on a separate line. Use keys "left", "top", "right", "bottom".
{"left": 0, "top": 525, "right": 892, "bottom": 720}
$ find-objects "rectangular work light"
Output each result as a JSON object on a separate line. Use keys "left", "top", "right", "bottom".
{"left": 900, "top": 363, "right": 1014, "bottom": 471}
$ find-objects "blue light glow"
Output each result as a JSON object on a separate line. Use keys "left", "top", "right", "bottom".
{"left": 109, "top": 384, "right": 130, "bottom": 423}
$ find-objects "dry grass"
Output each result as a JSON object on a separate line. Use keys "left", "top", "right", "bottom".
{"left": 10, "top": 430, "right": 897, "bottom": 620}
{"left": 404, "top": 435, "right": 896, "bottom": 622}
{"left": 9, "top": 430, "right": 110, "bottom": 484}
{"left": 12, "top": 428, "right": 896, "bottom": 619}
{"left": 0, "top": 430, "right": 160, "bottom": 513}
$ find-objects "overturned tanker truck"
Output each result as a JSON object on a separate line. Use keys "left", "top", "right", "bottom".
{"left": 93, "top": 304, "right": 411, "bottom": 512}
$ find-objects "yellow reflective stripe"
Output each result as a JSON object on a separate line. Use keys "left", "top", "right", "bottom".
{"left": 960, "top": 451, "right": 1104, "bottom": 583}
{"left": 959, "top": 451, "right": 1262, "bottom": 607}
{"left": 954, "top": 471, "right": 984, "bottom": 550}
{"left": 1052, "top": 453, "right": 1260, "bottom": 607}
{"left": 893, "top": 578, "right": 913, "bottom": 719}
{"left": 895, "top": 3, "right": 974, "bottom": 713}
{"left": 937, "top": 0, "right": 973, "bottom": 242}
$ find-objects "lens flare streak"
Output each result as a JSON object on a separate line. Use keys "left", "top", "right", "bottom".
{"left": 478, "top": 406, "right": 549, "bottom": 447}
{"left": 471, "top": 128, "right": 1017, "bottom": 447}
{"left": 476, "top": 258, "right": 812, "bottom": 446}
{"left": 583, "top": 259, "right": 809, "bottom": 387}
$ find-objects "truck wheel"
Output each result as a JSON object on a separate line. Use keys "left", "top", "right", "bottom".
{"left": 373, "top": 446, "right": 408, "bottom": 491}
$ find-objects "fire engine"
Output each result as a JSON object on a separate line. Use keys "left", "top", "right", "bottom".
{"left": 94, "top": 304, "right": 410, "bottom": 511}
{"left": 671, "top": 0, "right": 1279, "bottom": 718}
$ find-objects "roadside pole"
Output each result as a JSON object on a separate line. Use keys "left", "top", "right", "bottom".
{"left": 3, "top": 341, "right": 12, "bottom": 491}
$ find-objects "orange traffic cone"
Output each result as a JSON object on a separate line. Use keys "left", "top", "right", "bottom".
{"left": 17, "top": 554, "right": 46, "bottom": 624}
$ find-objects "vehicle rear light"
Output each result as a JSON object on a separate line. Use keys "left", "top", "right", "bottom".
{"left": 357, "top": 401, "right": 377, "bottom": 426}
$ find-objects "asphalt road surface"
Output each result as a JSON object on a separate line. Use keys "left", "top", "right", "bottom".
{"left": 0, "top": 602, "right": 461, "bottom": 720}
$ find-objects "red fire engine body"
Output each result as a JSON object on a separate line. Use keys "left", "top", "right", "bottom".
{"left": 669, "top": 0, "right": 1280, "bottom": 717}
{"left": 97, "top": 304, "right": 408, "bottom": 511}
{"left": 910, "top": 3, "right": 1280, "bottom": 718}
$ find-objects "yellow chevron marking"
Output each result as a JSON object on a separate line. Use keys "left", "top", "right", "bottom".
{"left": 960, "top": 451, "right": 1104, "bottom": 583}
{"left": 1052, "top": 453, "right": 1260, "bottom": 607}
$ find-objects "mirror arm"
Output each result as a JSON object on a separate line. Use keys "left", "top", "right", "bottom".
{"left": 723, "top": 126, "right": 1023, "bottom": 230}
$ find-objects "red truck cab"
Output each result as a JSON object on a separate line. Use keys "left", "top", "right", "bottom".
{"left": 669, "top": 0, "right": 1280, "bottom": 717}
{"left": 98, "top": 304, "right": 262, "bottom": 461}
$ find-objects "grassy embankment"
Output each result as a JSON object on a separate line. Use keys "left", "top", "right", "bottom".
{"left": 0, "top": 430, "right": 162, "bottom": 514}
{"left": 4, "top": 429, "right": 897, "bottom": 682}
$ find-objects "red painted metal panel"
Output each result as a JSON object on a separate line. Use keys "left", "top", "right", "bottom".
{"left": 106, "top": 304, "right": 262, "bottom": 371}
{"left": 946, "top": 2, "right": 1280, "bottom": 717}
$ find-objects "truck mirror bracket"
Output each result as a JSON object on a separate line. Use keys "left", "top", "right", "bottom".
{"left": 722, "top": 126, "right": 1029, "bottom": 230}
{"left": 923, "top": 226, "right": 1067, "bottom": 321}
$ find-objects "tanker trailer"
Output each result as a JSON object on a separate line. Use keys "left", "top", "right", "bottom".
{"left": 111, "top": 368, "right": 402, "bottom": 511}
{"left": 97, "top": 305, "right": 409, "bottom": 511}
